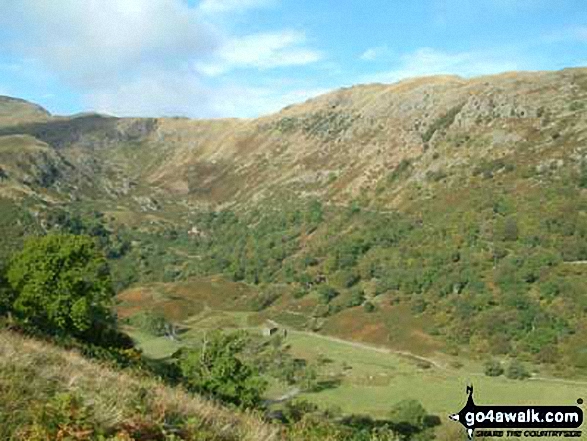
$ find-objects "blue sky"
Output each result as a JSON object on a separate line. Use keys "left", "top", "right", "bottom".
{"left": 0, "top": 0, "right": 585, "bottom": 118}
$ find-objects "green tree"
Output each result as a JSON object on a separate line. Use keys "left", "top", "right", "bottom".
{"left": 176, "top": 331, "right": 267, "bottom": 408}
{"left": 484, "top": 359, "right": 504, "bottom": 377}
{"left": 346, "top": 288, "right": 366, "bottom": 308}
{"left": 363, "top": 301, "right": 376, "bottom": 313}
{"left": 506, "top": 359, "right": 530, "bottom": 380}
{"left": 502, "top": 217, "right": 519, "bottom": 241}
{"left": 0, "top": 263, "right": 15, "bottom": 315}
{"left": 317, "top": 285, "right": 339, "bottom": 304}
{"left": 578, "top": 164, "right": 587, "bottom": 189}
{"left": 7, "top": 234, "right": 115, "bottom": 341}
{"left": 389, "top": 399, "right": 432, "bottom": 440}
{"left": 128, "top": 311, "right": 170, "bottom": 337}
{"left": 389, "top": 400, "right": 427, "bottom": 428}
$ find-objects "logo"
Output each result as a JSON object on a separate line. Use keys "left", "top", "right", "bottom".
{"left": 449, "top": 385, "right": 583, "bottom": 440}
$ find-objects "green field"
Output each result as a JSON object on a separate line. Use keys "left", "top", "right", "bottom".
{"left": 120, "top": 278, "right": 587, "bottom": 439}
{"left": 286, "top": 332, "right": 585, "bottom": 417}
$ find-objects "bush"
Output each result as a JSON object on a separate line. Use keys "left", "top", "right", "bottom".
{"left": 250, "top": 288, "right": 282, "bottom": 311}
{"left": 127, "top": 311, "right": 170, "bottom": 337}
{"left": 363, "top": 301, "right": 376, "bottom": 313}
{"left": 502, "top": 217, "right": 519, "bottom": 241}
{"left": 0, "top": 265, "right": 15, "bottom": 316}
{"left": 484, "top": 359, "right": 504, "bottom": 377}
{"left": 317, "top": 285, "right": 339, "bottom": 304}
{"left": 7, "top": 234, "right": 117, "bottom": 345}
{"left": 346, "top": 288, "right": 365, "bottom": 308}
{"left": 389, "top": 399, "right": 431, "bottom": 439}
{"left": 578, "top": 164, "right": 587, "bottom": 189}
{"left": 506, "top": 360, "right": 530, "bottom": 380}
{"left": 331, "top": 270, "right": 359, "bottom": 289}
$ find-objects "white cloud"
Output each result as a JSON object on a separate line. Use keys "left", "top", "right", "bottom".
{"left": 86, "top": 69, "right": 326, "bottom": 118}
{"left": 0, "top": 0, "right": 325, "bottom": 118}
{"left": 360, "top": 46, "right": 390, "bottom": 61}
{"left": 365, "top": 48, "right": 523, "bottom": 84}
{"left": 0, "top": 0, "right": 219, "bottom": 88}
{"left": 210, "top": 84, "right": 328, "bottom": 117}
{"left": 85, "top": 69, "right": 214, "bottom": 118}
{"left": 576, "top": 27, "right": 587, "bottom": 42}
{"left": 361, "top": 49, "right": 380, "bottom": 62}
{"left": 198, "top": 0, "right": 275, "bottom": 15}
{"left": 195, "top": 30, "right": 322, "bottom": 76}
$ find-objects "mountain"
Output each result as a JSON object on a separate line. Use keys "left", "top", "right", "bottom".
{"left": 1, "top": 69, "right": 586, "bottom": 208}
{"left": 1, "top": 67, "right": 587, "bottom": 369}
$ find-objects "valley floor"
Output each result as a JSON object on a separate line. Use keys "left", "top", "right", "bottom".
{"left": 117, "top": 277, "right": 587, "bottom": 440}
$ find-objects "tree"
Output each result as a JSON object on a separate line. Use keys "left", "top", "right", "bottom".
{"left": 346, "top": 288, "right": 365, "bottom": 308}
{"left": 484, "top": 359, "right": 504, "bottom": 377}
{"left": 176, "top": 331, "right": 267, "bottom": 408}
{"left": 7, "top": 234, "right": 115, "bottom": 341}
{"left": 389, "top": 399, "right": 432, "bottom": 440}
{"left": 502, "top": 217, "right": 519, "bottom": 242}
{"left": 317, "top": 285, "right": 339, "bottom": 304}
{"left": 389, "top": 399, "right": 427, "bottom": 428}
{"left": 506, "top": 359, "right": 530, "bottom": 380}
{"left": 363, "top": 301, "right": 376, "bottom": 313}
{"left": 128, "top": 311, "right": 170, "bottom": 337}
{"left": 578, "top": 164, "right": 587, "bottom": 189}
{"left": 0, "top": 263, "right": 15, "bottom": 316}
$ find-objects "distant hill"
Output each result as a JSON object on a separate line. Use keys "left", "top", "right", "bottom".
{"left": 0, "top": 96, "right": 51, "bottom": 126}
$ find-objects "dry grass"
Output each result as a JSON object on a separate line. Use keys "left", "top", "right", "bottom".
{"left": 0, "top": 329, "right": 278, "bottom": 441}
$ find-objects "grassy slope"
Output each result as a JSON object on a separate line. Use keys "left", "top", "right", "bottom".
{"left": 0, "top": 329, "right": 277, "bottom": 441}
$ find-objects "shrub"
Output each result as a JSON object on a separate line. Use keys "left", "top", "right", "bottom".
{"left": 317, "top": 285, "right": 339, "bottom": 304}
{"left": 506, "top": 360, "right": 530, "bottom": 380}
{"left": 484, "top": 359, "right": 504, "bottom": 377}
{"left": 363, "top": 301, "right": 376, "bottom": 313}
{"left": 331, "top": 270, "right": 359, "bottom": 289}
{"left": 422, "top": 104, "right": 464, "bottom": 143}
{"left": 502, "top": 217, "right": 519, "bottom": 241}
{"left": 426, "top": 169, "right": 448, "bottom": 182}
{"left": 0, "top": 265, "right": 15, "bottom": 316}
{"left": 388, "top": 159, "right": 412, "bottom": 182}
{"left": 578, "top": 164, "right": 587, "bottom": 189}
{"left": 250, "top": 288, "right": 282, "bottom": 311}
{"left": 346, "top": 288, "right": 366, "bottom": 308}
{"left": 127, "top": 311, "right": 170, "bottom": 337}
{"left": 388, "top": 399, "right": 430, "bottom": 438}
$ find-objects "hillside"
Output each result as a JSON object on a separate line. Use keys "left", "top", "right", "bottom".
{"left": 1, "top": 69, "right": 586, "bottom": 208}
{"left": 0, "top": 329, "right": 277, "bottom": 440}
{"left": 0, "top": 96, "right": 51, "bottom": 127}
{"left": 1, "top": 67, "right": 587, "bottom": 371}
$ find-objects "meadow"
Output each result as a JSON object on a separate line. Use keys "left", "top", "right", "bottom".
{"left": 117, "top": 276, "right": 587, "bottom": 440}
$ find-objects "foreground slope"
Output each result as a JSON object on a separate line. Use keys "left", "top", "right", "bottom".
{"left": 0, "top": 329, "right": 277, "bottom": 440}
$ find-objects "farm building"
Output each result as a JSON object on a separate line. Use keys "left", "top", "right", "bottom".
{"left": 262, "top": 322, "right": 287, "bottom": 338}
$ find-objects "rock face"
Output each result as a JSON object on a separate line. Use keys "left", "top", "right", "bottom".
{"left": 0, "top": 68, "right": 586, "bottom": 208}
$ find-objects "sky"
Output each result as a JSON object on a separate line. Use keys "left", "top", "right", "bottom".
{"left": 0, "top": 0, "right": 585, "bottom": 119}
